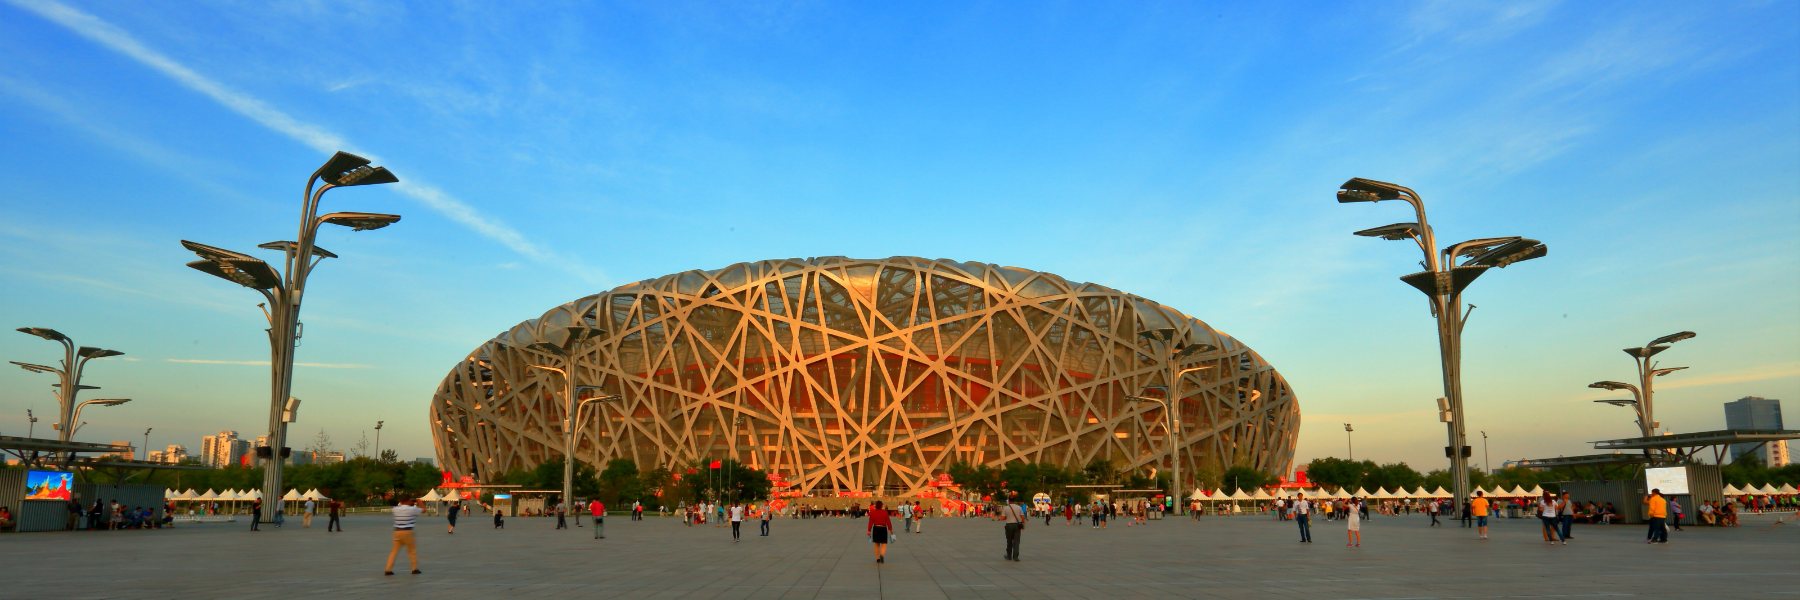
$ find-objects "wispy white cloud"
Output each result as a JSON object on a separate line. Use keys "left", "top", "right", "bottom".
{"left": 7, "top": 0, "right": 606, "bottom": 285}
{"left": 165, "top": 358, "right": 373, "bottom": 369}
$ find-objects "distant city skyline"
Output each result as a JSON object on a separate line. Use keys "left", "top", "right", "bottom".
{"left": 2, "top": 2, "right": 1796, "bottom": 475}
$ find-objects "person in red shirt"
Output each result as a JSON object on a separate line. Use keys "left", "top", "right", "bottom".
{"left": 866, "top": 500, "right": 893, "bottom": 564}
{"left": 588, "top": 499, "right": 606, "bottom": 540}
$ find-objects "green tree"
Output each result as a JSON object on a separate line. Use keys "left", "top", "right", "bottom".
{"left": 1221, "top": 466, "right": 1271, "bottom": 494}
{"left": 1363, "top": 462, "right": 1425, "bottom": 492}
{"left": 597, "top": 458, "right": 641, "bottom": 505}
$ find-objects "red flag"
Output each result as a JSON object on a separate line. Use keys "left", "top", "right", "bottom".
{"left": 709, "top": 460, "right": 722, "bottom": 469}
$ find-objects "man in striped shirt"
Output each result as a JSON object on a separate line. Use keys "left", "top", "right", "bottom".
{"left": 384, "top": 497, "right": 422, "bottom": 576}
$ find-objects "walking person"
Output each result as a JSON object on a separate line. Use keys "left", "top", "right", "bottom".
{"left": 759, "top": 503, "right": 772, "bottom": 536}
{"left": 1537, "top": 491, "right": 1565, "bottom": 545}
{"left": 900, "top": 500, "right": 915, "bottom": 533}
{"left": 1558, "top": 492, "right": 1576, "bottom": 540}
{"left": 996, "top": 494, "right": 1026, "bottom": 561}
{"left": 574, "top": 498, "right": 584, "bottom": 528}
{"left": 250, "top": 499, "right": 262, "bottom": 532}
{"left": 328, "top": 498, "right": 343, "bottom": 532}
{"left": 1668, "top": 497, "right": 1684, "bottom": 531}
{"left": 867, "top": 500, "right": 893, "bottom": 563}
{"left": 1472, "top": 491, "right": 1490, "bottom": 540}
{"left": 1460, "top": 498, "right": 1473, "bottom": 528}
{"left": 913, "top": 501, "right": 924, "bottom": 533}
{"left": 447, "top": 501, "right": 461, "bottom": 534}
{"left": 588, "top": 498, "right": 606, "bottom": 539}
{"left": 1645, "top": 489, "right": 1669, "bottom": 544}
{"left": 729, "top": 502, "right": 744, "bottom": 542}
{"left": 1345, "top": 498, "right": 1362, "bottom": 547}
{"left": 1427, "top": 498, "right": 1441, "bottom": 526}
{"left": 1294, "top": 493, "right": 1312, "bottom": 543}
{"left": 303, "top": 499, "right": 315, "bottom": 528}
{"left": 383, "top": 497, "right": 422, "bottom": 576}
{"left": 555, "top": 500, "right": 568, "bottom": 530}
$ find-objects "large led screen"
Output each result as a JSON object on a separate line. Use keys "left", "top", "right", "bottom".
{"left": 25, "top": 470, "right": 75, "bottom": 501}
{"left": 1644, "top": 466, "right": 1690, "bottom": 495}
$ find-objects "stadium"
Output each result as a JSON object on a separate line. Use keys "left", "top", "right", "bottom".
{"left": 429, "top": 256, "right": 1299, "bottom": 497}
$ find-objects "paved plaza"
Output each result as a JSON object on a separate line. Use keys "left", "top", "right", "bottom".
{"left": 6, "top": 510, "right": 1797, "bottom": 599}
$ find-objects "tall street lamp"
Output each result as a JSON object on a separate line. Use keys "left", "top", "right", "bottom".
{"left": 180, "top": 151, "right": 399, "bottom": 524}
{"left": 1588, "top": 331, "right": 1694, "bottom": 439}
{"left": 12, "top": 327, "right": 125, "bottom": 445}
{"left": 27, "top": 409, "right": 38, "bottom": 438}
{"left": 1480, "top": 430, "right": 1490, "bottom": 474}
{"left": 1128, "top": 330, "right": 1214, "bottom": 516}
{"left": 1338, "top": 177, "right": 1547, "bottom": 510}
{"left": 374, "top": 420, "right": 385, "bottom": 462}
{"left": 522, "top": 325, "right": 613, "bottom": 511}
{"left": 1344, "top": 423, "right": 1355, "bottom": 461}
{"left": 143, "top": 427, "right": 153, "bottom": 461}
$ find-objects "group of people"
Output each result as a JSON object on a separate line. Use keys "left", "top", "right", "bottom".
{"left": 68, "top": 498, "right": 172, "bottom": 530}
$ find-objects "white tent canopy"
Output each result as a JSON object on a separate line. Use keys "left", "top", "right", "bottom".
{"left": 1723, "top": 484, "right": 1743, "bottom": 496}
{"left": 420, "top": 490, "right": 442, "bottom": 502}
{"left": 1229, "top": 489, "right": 1253, "bottom": 501}
{"left": 1430, "top": 486, "right": 1452, "bottom": 498}
{"left": 220, "top": 490, "right": 241, "bottom": 501}
{"left": 198, "top": 489, "right": 219, "bottom": 501}
{"left": 1780, "top": 483, "right": 1797, "bottom": 494}
{"left": 1250, "top": 488, "right": 1274, "bottom": 501}
{"left": 302, "top": 489, "right": 328, "bottom": 501}
{"left": 1410, "top": 486, "right": 1431, "bottom": 499}
{"left": 282, "top": 489, "right": 303, "bottom": 501}
{"left": 443, "top": 490, "right": 462, "bottom": 502}
{"left": 1758, "top": 483, "right": 1779, "bottom": 495}
{"left": 1526, "top": 485, "right": 1546, "bottom": 497}
{"left": 1351, "top": 487, "right": 1371, "bottom": 498}
{"left": 1189, "top": 489, "right": 1206, "bottom": 500}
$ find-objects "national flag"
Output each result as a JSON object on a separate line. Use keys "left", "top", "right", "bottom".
{"left": 709, "top": 460, "right": 722, "bottom": 469}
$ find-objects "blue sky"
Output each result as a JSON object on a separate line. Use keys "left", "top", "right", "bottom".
{"left": 1, "top": 0, "right": 1795, "bottom": 473}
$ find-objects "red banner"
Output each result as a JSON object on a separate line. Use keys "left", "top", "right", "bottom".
{"left": 709, "top": 460, "right": 722, "bottom": 469}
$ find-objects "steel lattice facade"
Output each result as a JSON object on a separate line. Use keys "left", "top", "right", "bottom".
{"left": 430, "top": 256, "right": 1299, "bottom": 496}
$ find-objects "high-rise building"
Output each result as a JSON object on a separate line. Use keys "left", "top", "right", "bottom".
{"left": 147, "top": 444, "right": 190, "bottom": 464}
{"left": 201, "top": 431, "right": 249, "bottom": 467}
{"left": 1724, "top": 396, "right": 1786, "bottom": 466}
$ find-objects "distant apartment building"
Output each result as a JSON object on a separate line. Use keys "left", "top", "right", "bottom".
{"left": 104, "top": 440, "right": 133, "bottom": 460}
{"left": 146, "top": 444, "right": 190, "bottom": 464}
{"left": 200, "top": 430, "right": 249, "bottom": 467}
{"left": 1724, "top": 396, "right": 1788, "bottom": 467}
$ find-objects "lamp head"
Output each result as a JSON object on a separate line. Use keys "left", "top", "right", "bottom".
{"left": 17, "top": 327, "right": 69, "bottom": 342}
{"left": 315, "top": 152, "right": 399, "bottom": 187}
{"left": 77, "top": 347, "right": 125, "bottom": 360}
{"left": 318, "top": 212, "right": 402, "bottom": 231}
{"left": 1344, "top": 423, "right": 1353, "bottom": 432}
{"left": 92, "top": 398, "right": 131, "bottom": 407}
{"left": 10, "top": 360, "right": 58, "bottom": 374}
{"left": 181, "top": 240, "right": 282, "bottom": 290}
{"left": 1352, "top": 222, "right": 1423, "bottom": 241}
{"left": 1648, "top": 331, "right": 1696, "bottom": 347}
{"left": 1593, "top": 399, "right": 1638, "bottom": 407}
{"left": 1337, "top": 178, "right": 1415, "bottom": 203}
{"left": 1174, "top": 343, "right": 1218, "bottom": 359}
{"left": 1650, "top": 366, "right": 1688, "bottom": 377}
{"left": 1464, "top": 238, "right": 1547, "bottom": 268}
{"left": 257, "top": 241, "right": 339, "bottom": 259}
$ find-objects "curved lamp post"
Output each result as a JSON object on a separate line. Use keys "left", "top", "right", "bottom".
{"left": 1589, "top": 331, "right": 1693, "bottom": 461}
{"left": 180, "top": 151, "right": 398, "bottom": 525}
{"left": 68, "top": 398, "right": 131, "bottom": 436}
{"left": 12, "top": 327, "right": 125, "bottom": 445}
{"left": 1337, "top": 177, "right": 1547, "bottom": 510}
{"left": 1130, "top": 331, "right": 1217, "bottom": 516}
{"left": 522, "top": 325, "right": 613, "bottom": 513}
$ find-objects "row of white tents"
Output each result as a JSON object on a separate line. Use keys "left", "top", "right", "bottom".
{"left": 1186, "top": 482, "right": 1798, "bottom": 503}
{"left": 1724, "top": 483, "right": 1798, "bottom": 496}
{"left": 160, "top": 488, "right": 332, "bottom": 502}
